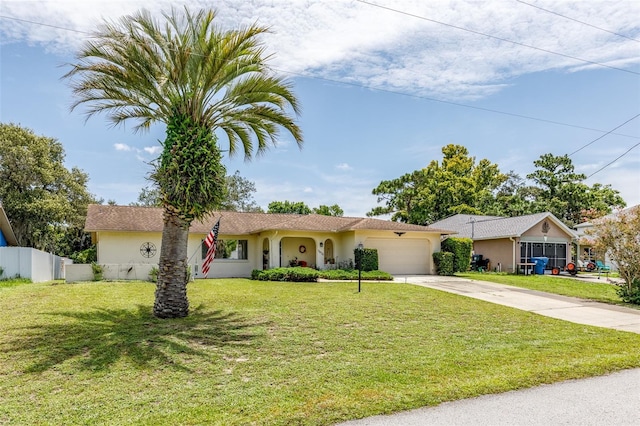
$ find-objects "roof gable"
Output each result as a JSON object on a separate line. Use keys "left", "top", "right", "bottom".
{"left": 85, "top": 205, "right": 455, "bottom": 235}
{"left": 430, "top": 212, "right": 576, "bottom": 240}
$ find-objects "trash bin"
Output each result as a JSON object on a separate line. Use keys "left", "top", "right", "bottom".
{"left": 530, "top": 257, "right": 549, "bottom": 275}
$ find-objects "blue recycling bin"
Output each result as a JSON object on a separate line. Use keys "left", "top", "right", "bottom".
{"left": 530, "top": 257, "right": 549, "bottom": 275}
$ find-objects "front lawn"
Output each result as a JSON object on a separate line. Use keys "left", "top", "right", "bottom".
{"left": 1, "top": 279, "right": 640, "bottom": 425}
{"left": 458, "top": 272, "right": 631, "bottom": 306}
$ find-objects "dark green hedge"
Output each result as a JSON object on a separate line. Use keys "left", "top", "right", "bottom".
{"left": 318, "top": 269, "right": 393, "bottom": 281}
{"left": 433, "top": 251, "right": 454, "bottom": 276}
{"left": 355, "top": 248, "right": 378, "bottom": 272}
{"left": 441, "top": 237, "right": 473, "bottom": 273}
{"left": 251, "top": 267, "right": 319, "bottom": 282}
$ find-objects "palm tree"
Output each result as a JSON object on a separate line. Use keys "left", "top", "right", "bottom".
{"left": 65, "top": 8, "right": 302, "bottom": 318}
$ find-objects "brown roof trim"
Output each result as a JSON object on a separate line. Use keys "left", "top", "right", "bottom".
{"left": 85, "top": 204, "right": 455, "bottom": 235}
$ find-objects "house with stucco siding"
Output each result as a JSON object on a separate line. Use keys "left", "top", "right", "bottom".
{"left": 430, "top": 212, "right": 577, "bottom": 274}
{"left": 78, "top": 205, "right": 454, "bottom": 281}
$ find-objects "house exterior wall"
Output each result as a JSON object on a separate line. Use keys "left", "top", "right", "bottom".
{"left": 473, "top": 239, "right": 515, "bottom": 272}
{"left": 92, "top": 229, "right": 442, "bottom": 279}
{"left": 521, "top": 220, "right": 571, "bottom": 240}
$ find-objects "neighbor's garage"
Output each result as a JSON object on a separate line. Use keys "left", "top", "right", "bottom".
{"left": 365, "top": 238, "right": 431, "bottom": 275}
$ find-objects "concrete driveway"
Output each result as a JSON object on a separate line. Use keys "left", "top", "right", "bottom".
{"left": 393, "top": 275, "right": 640, "bottom": 334}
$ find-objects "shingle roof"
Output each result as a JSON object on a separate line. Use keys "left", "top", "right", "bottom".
{"left": 429, "top": 212, "right": 576, "bottom": 240}
{"left": 85, "top": 205, "right": 455, "bottom": 235}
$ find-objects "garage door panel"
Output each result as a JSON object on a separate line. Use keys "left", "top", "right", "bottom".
{"left": 366, "top": 238, "right": 430, "bottom": 275}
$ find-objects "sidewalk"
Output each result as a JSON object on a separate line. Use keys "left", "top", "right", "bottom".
{"left": 393, "top": 275, "right": 640, "bottom": 334}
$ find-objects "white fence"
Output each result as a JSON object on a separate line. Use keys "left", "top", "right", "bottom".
{"left": 65, "top": 263, "right": 156, "bottom": 283}
{"left": 0, "top": 247, "right": 67, "bottom": 282}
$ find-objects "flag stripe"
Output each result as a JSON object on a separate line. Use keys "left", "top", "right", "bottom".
{"left": 202, "top": 219, "right": 220, "bottom": 277}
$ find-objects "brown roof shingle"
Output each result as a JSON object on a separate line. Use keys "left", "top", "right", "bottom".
{"left": 85, "top": 205, "right": 454, "bottom": 235}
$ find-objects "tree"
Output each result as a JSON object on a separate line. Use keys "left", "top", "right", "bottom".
{"left": 220, "top": 171, "right": 263, "bottom": 212}
{"left": 267, "top": 200, "right": 312, "bottom": 215}
{"left": 526, "top": 154, "right": 625, "bottom": 227}
{"left": 588, "top": 207, "right": 640, "bottom": 304}
{"left": 0, "top": 123, "right": 96, "bottom": 254}
{"left": 368, "top": 144, "right": 507, "bottom": 224}
{"left": 313, "top": 204, "right": 344, "bottom": 216}
{"left": 65, "top": 8, "right": 302, "bottom": 318}
{"left": 130, "top": 187, "right": 162, "bottom": 207}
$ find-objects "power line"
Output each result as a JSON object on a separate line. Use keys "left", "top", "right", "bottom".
{"left": 568, "top": 114, "right": 640, "bottom": 156}
{"left": 0, "top": 15, "right": 91, "bottom": 35}
{"left": 278, "top": 68, "right": 640, "bottom": 140}
{"left": 355, "top": 0, "right": 640, "bottom": 76}
{"left": 515, "top": 0, "right": 640, "bottom": 43}
{"left": 3, "top": 12, "right": 640, "bottom": 141}
{"left": 588, "top": 142, "right": 640, "bottom": 178}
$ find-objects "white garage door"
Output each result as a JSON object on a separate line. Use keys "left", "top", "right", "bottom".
{"left": 366, "top": 238, "right": 430, "bottom": 275}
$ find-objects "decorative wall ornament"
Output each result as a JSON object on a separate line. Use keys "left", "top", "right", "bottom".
{"left": 140, "top": 242, "right": 157, "bottom": 258}
{"left": 541, "top": 220, "right": 550, "bottom": 234}
{"left": 299, "top": 245, "right": 306, "bottom": 253}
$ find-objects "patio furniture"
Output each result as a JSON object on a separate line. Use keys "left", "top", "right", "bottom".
{"left": 595, "top": 260, "right": 610, "bottom": 272}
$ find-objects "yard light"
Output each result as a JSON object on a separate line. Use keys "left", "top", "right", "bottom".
{"left": 357, "top": 243, "right": 364, "bottom": 293}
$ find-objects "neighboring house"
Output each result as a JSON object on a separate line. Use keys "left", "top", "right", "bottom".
{"left": 429, "top": 212, "right": 577, "bottom": 273}
{"left": 0, "top": 203, "right": 66, "bottom": 282}
{"left": 79, "top": 205, "right": 455, "bottom": 281}
{"left": 574, "top": 205, "right": 639, "bottom": 269}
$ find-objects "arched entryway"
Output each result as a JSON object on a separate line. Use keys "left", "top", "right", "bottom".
{"left": 262, "top": 238, "right": 269, "bottom": 270}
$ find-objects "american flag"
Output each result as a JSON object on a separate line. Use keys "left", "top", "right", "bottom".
{"left": 202, "top": 219, "right": 220, "bottom": 277}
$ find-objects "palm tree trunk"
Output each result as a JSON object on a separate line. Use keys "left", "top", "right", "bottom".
{"left": 153, "top": 206, "right": 190, "bottom": 318}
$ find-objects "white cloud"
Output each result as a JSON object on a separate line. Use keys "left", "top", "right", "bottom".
{"left": 2, "top": 0, "right": 638, "bottom": 101}
{"left": 335, "top": 163, "right": 352, "bottom": 171}
{"left": 114, "top": 143, "right": 133, "bottom": 151}
{"left": 143, "top": 146, "right": 161, "bottom": 155}
{"left": 303, "top": 187, "right": 313, "bottom": 193}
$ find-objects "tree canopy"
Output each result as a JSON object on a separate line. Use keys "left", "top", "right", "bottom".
{"left": 267, "top": 201, "right": 344, "bottom": 216}
{"left": 0, "top": 123, "right": 96, "bottom": 254}
{"left": 368, "top": 145, "right": 626, "bottom": 227}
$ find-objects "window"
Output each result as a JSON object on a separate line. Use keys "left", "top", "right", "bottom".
{"left": 201, "top": 239, "right": 248, "bottom": 260}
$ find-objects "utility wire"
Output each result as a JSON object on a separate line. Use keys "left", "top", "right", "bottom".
{"left": 515, "top": 0, "right": 640, "bottom": 43}
{"left": 278, "top": 68, "right": 640, "bottom": 140}
{"left": 355, "top": 0, "right": 640, "bottom": 76}
{"left": 588, "top": 142, "right": 640, "bottom": 178}
{"left": 568, "top": 113, "right": 640, "bottom": 156}
{"left": 3, "top": 12, "right": 640, "bottom": 142}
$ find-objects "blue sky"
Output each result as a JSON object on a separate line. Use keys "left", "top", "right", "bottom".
{"left": 1, "top": 0, "right": 639, "bottom": 218}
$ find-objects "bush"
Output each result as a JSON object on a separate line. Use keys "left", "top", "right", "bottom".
{"left": 319, "top": 269, "right": 393, "bottom": 281}
{"left": 355, "top": 248, "right": 379, "bottom": 272}
{"left": 251, "top": 267, "right": 319, "bottom": 282}
{"left": 149, "top": 266, "right": 159, "bottom": 283}
{"left": 441, "top": 237, "right": 473, "bottom": 273}
{"left": 617, "top": 279, "right": 640, "bottom": 304}
{"left": 70, "top": 246, "right": 97, "bottom": 264}
{"left": 433, "top": 251, "right": 454, "bottom": 276}
{"left": 91, "top": 262, "right": 104, "bottom": 281}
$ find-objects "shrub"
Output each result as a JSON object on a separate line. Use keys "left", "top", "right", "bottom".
{"left": 441, "top": 237, "right": 473, "bottom": 273}
{"left": 0, "top": 266, "right": 4, "bottom": 279}
{"left": 70, "top": 246, "right": 97, "bottom": 264}
{"left": 433, "top": 251, "right": 454, "bottom": 276}
{"left": 319, "top": 269, "right": 393, "bottom": 281}
{"left": 251, "top": 267, "right": 319, "bottom": 282}
{"left": 91, "top": 262, "right": 104, "bottom": 281}
{"left": 354, "top": 248, "right": 379, "bottom": 272}
{"left": 617, "top": 279, "right": 640, "bottom": 304}
{"left": 149, "top": 266, "right": 159, "bottom": 283}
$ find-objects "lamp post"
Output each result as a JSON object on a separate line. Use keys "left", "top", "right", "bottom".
{"left": 356, "top": 243, "right": 364, "bottom": 293}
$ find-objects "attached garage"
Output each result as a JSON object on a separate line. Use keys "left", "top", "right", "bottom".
{"left": 365, "top": 238, "right": 431, "bottom": 274}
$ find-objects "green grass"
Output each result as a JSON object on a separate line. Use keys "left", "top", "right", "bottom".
{"left": 457, "top": 272, "right": 630, "bottom": 305}
{"left": 1, "top": 279, "right": 640, "bottom": 425}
